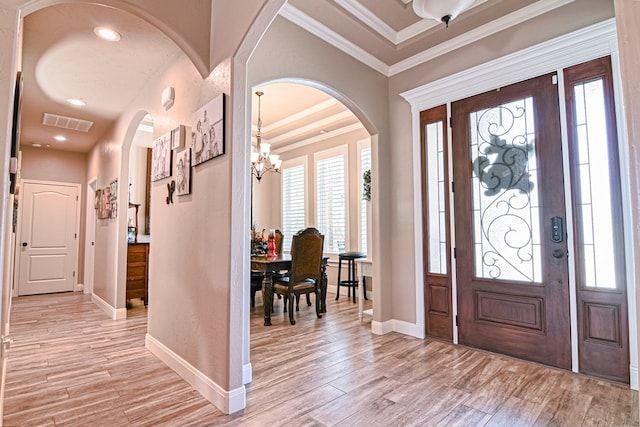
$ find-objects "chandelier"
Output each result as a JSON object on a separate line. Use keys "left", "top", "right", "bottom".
{"left": 412, "top": 0, "right": 477, "bottom": 27}
{"left": 250, "top": 91, "right": 282, "bottom": 182}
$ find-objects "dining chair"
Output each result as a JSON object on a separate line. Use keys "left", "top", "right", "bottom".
{"left": 272, "top": 227, "right": 324, "bottom": 325}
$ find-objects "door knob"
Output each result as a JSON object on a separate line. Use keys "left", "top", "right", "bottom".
{"left": 552, "top": 249, "right": 564, "bottom": 259}
{"left": 21, "top": 242, "right": 27, "bottom": 247}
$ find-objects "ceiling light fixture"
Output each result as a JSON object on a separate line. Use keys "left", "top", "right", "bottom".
{"left": 54, "top": 135, "right": 67, "bottom": 142}
{"left": 32, "top": 143, "right": 42, "bottom": 148}
{"left": 94, "top": 26, "right": 121, "bottom": 41}
{"left": 250, "top": 91, "right": 281, "bottom": 182}
{"left": 67, "top": 98, "right": 86, "bottom": 107}
{"left": 412, "top": 0, "right": 477, "bottom": 27}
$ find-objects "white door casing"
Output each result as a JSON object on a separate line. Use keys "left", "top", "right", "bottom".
{"left": 17, "top": 180, "right": 80, "bottom": 296}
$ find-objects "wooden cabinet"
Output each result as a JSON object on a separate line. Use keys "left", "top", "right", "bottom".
{"left": 126, "top": 242, "right": 149, "bottom": 306}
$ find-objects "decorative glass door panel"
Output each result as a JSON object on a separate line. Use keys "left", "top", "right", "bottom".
{"left": 452, "top": 73, "right": 571, "bottom": 370}
{"left": 420, "top": 105, "right": 453, "bottom": 341}
{"left": 564, "top": 56, "right": 629, "bottom": 383}
{"left": 469, "top": 98, "right": 542, "bottom": 283}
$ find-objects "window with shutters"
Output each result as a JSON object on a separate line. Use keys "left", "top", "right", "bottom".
{"left": 281, "top": 161, "right": 306, "bottom": 252}
{"left": 316, "top": 147, "right": 348, "bottom": 253}
{"left": 360, "top": 145, "right": 371, "bottom": 255}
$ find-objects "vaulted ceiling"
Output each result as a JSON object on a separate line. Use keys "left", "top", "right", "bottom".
{"left": 18, "top": 0, "right": 574, "bottom": 153}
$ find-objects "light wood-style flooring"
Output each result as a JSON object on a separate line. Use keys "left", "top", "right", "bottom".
{"left": 3, "top": 291, "right": 638, "bottom": 426}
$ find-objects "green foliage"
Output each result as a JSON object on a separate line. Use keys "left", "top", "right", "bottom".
{"left": 362, "top": 169, "right": 371, "bottom": 201}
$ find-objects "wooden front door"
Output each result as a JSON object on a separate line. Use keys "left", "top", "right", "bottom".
{"left": 452, "top": 73, "right": 571, "bottom": 369}
{"left": 17, "top": 181, "right": 79, "bottom": 296}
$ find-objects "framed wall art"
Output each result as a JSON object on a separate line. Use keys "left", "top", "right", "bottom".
{"left": 151, "top": 130, "right": 172, "bottom": 181}
{"left": 191, "top": 93, "right": 226, "bottom": 166}
{"left": 175, "top": 149, "right": 191, "bottom": 196}
{"left": 171, "top": 125, "right": 189, "bottom": 150}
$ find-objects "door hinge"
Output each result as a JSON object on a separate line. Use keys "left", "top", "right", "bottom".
{"left": 449, "top": 116, "right": 453, "bottom": 128}
{"left": 73, "top": 271, "right": 76, "bottom": 278}
{"left": 453, "top": 248, "right": 457, "bottom": 259}
{"left": 76, "top": 195, "right": 79, "bottom": 201}
{"left": 74, "top": 233, "right": 77, "bottom": 239}
{"left": 455, "top": 315, "right": 459, "bottom": 327}
{"left": 451, "top": 181, "right": 455, "bottom": 193}
{"left": 552, "top": 74, "right": 558, "bottom": 85}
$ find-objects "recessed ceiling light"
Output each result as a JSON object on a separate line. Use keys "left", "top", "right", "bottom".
{"left": 54, "top": 135, "right": 67, "bottom": 142}
{"left": 67, "top": 98, "right": 86, "bottom": 107}
{"left": 45, "top": 144, "right": 51, "bottom": 148}
{"left": 32, "top": 143, "right": 42, "bottom": 148}
{"left": 94, "top": 27, "right": 121, "bottom": 42}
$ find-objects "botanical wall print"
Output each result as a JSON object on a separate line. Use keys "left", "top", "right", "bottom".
{"left": 191, "top": 93, "right": 225, "bottom": 166}
{"left": 98, "top": 186, "right": 111, "bottom": 219}
{"left": 175, "top": 149, "right": 191, "bottom": 196}
{"left": 95, "top": 188, "right": 102, "bottom": 210}
{"left": 109, "top": 179, "right": 118, "bottom": 218}
{"left": 151, "top": 130, "right": 173, "bottom": 181}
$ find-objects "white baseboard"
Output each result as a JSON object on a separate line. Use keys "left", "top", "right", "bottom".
{"left": 371, "top": 319, "right": 425, "bottom": 339}
{"left": 631, "top": 364, "right": 638, "bottom": 390}
{"left": 146, "top": 334, "right": 246, "bottom": 414}
{"left": 243, "top": 363, "right": 252, "bottom": 385}
{"left": 91, "top": 294, "right": 126, "bottom": 320}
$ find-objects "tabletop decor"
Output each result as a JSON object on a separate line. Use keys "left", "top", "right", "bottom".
{"left": 250, "top": 224, "right": 268, "bottom": 256}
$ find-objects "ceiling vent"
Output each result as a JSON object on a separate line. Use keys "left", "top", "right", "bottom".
{"left": 42, "top": 113, "right": 94, "bottom": 132}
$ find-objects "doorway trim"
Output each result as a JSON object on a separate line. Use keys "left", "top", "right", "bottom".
{"left": 401, "top": 18, "right": 638, "bottom": 389}
{"left": 15, "top": 179, "right": 82, "bottom": 296}
{"left": 83, "top": 177, "right": 97, "bottom": 295}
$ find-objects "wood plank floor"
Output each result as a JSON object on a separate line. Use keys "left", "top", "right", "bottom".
{"left": 3, "top": 291, "right": 638, "bottom": 426}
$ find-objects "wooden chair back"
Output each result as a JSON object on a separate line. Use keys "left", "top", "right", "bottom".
{"left": 274, "top": 229, "right": 283, "bottom": 255}
{"left": 288, "top": 228, "right": 324, "bottom": 285}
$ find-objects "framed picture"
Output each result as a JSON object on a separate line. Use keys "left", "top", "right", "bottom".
{"left": 175, "top": 149, "right": 191, "bottom": 196}
{"left": 95, "top": 188, "right": 102, "bottom": 210}
{"left": 171, "top": 125, "right": 189, "bottom": 149}
{"left": 98, "top": 187, "right": 111, "bottom": 219}
{"left": 110, "top": 179, "right": 118, "bottom": 201}
{"left": 151, "top": 130, "right": 173, "bottom": 181}
{"left": 109, "top": 179, "right": 118, "bottom": 218}
{"left": 192, "top": 93, "right": 225, "bottom": 166}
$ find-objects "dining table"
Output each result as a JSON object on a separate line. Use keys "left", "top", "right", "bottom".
{"left": 251, "top": 254, "right": 328, "bottom": 326}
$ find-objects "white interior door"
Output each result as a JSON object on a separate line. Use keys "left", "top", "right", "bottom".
{"left": 17, "top": 181, "right": 80, "bottom": 295}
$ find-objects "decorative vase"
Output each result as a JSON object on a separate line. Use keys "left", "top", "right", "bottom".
{"left": 268, "top": 232, "right": 276, "bottom": 257}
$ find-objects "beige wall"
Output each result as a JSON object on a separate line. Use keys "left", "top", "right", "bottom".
{"left": 614, "top": 0, "right": 640, "bottom": 404}
{"left": 252, "top": 127, "right": 370, "bottom": 254}
{"left": 19, "top": 146, "right": 88, "bottom": 283}
{"left": 249, "top": 16, "right": 392, "bottom": 322}
{"left": 386, "top": 0, "right": 616, "bottom": 323}
{"left": 86, "top": 49, "right": 236, "bottom": 394}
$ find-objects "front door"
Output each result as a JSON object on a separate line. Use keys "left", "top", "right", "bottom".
{"left": 17, "top": 181, "right": 80, "bottom": 296}
{"left": 452, "top": 73, "right": 572, "bottom": 369}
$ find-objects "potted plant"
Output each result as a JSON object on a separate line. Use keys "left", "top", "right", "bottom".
{"left": 362, "top": 169, "right": 371, "bottom": 201}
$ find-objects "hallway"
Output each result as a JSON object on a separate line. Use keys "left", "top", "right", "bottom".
{"left": 3, "top": 292, "right": 638, "bottom": 426}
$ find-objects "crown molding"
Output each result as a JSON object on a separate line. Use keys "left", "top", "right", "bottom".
{"left": 279, "top": 4, "right": 390, "bottom": 75}
{"left": 389, "top": 0, "right": 575, "bottom": 76}
{"left": 400, "top": 18, "right": 617, "bottom": 110}
{"left": 262, "top": 98, "right": 340, "bottom": 134}
{"left": 281, "top": 0, "right": 576, "bottom": 78}
{"left": 274, "top": 123, "right": 365, "bottom": 154}
{"left": 267, "top": 110, "right": 356, "bottom": 145}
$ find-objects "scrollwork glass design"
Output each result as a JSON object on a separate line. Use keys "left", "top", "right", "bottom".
{"left": 469, "top": 97, "right": 542, "bottom": 283}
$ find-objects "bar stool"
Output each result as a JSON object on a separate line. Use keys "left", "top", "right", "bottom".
{"left": 336, "top": 251, "right": 366, "bottom": 303}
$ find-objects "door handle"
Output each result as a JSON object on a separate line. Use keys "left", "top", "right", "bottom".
{"left": 553, "top": 249, "right": 565, "bottom": 259}
{"left": 21, "top": 242, "right": 27, "bottom": 247}
{"left": 551, "top": 217, "right": 564, "bottom": 243}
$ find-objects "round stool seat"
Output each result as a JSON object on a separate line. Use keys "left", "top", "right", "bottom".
{"left": 336, "top": 252, "right": 366, "bottom": 303}
{"left": 338, "top": 251, "right": 365, "bottom": 260}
